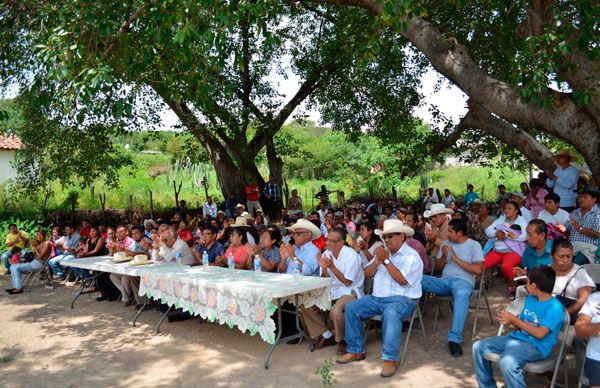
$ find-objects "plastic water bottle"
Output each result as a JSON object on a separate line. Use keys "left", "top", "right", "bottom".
{"left": 292, "top": 258, "right": 301, "bottom": 281}
{"left": 175, "top": 252, "right": 182, "bottom": 266}
{"left": 227, "top": 252, "right": 235, "bottom": 270}
{"left": 253, "top": 254, "right": 262, "bottom": 273}
{"left": 202, "top": 251, "right": 209, "bottom": 268}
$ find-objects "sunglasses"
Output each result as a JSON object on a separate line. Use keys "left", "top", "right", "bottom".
{"left": 325, "top": 238, "right": 341, "bottom": 243}
{"left": 382, "top": 233, "right": 401, "bottom": 240}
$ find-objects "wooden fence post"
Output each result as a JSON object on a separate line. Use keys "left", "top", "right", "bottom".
{"left": 149, "top": 190, "right": 154, "bottom": 219}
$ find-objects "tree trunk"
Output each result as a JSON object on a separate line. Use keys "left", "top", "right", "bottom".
{"left": 208, "top": 145, "right": 265, "bottom": 202}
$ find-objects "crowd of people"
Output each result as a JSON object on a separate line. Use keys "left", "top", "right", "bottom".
{"left": 2, "top": 150, "right": 600, "bottom": 386}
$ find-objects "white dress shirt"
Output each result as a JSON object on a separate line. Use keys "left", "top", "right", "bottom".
{"left": 152, "top": 238, "right": 194, "bottom": 264}
{"left": 323, "top": 245, "right": 365, "bottom": 300}
{"left": 203, "top": 202, "right": 218, "bottom": 218}
{"left": 370, "top": 243, "right": 423, "bottom": 299}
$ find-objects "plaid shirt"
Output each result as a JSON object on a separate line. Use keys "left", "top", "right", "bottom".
{"left": 262, "top": 181, "right": 281, "bottom": 200}
{"left": 565, "top": 206, "right": 600, "bottom": 245}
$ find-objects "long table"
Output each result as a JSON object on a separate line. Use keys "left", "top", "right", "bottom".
{"left": 61, "top": 256, "right": 332, "bottom": 368}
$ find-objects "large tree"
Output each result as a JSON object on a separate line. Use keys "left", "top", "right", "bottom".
{"left": 306, "top": 0, "right": 600, "bottom": 181}
{"left": 0, "top": 1, "right": 425, "bottom": 197}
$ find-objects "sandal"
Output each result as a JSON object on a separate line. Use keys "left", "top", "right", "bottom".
{"left": 8, "top": 289, "right": 23, "bottom": 294}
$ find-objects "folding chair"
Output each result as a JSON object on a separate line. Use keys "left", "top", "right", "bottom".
{"left": 483, "top": 306, "right": 571, "bottom": 388}
{"left": 22, "top": 256, "right": 53, "bottom": 290}
{"left": 432, "top": 268, "right": 494, "bottom": 340}
{"left": 364, "top": 298, "right": 428, "bottom": 366}
{"left": 582, "top": 264, "right": 600, "bottom": 289}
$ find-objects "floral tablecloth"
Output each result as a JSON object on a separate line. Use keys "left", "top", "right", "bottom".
{"left": 62, "top": 257, "right": 332, "bottom": 344}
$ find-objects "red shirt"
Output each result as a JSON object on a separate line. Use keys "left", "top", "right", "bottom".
{"left": 245, "top": 184, "right": 259, "bottom": 201}
{"left": 312, "top": 235, "right": 326, "bottom": 252}
{"left": 79, "top": 227, "right": 90, "bottom": 239}
{"left": 177, "top": 229, "right": 194, "bottom": 247}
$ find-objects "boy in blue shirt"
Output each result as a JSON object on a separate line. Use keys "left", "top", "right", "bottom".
{"left": 472, "top": 266, "right": 565, "bottom": 388}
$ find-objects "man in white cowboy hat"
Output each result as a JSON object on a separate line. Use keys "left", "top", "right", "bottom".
{"left": 236, "top": 203, "right": 249, "bottom": 217}
{"left": 424, "top": 203, "right": 454, "bottom": 259}
{"left": 545, "top": 149, "right": 580, "bottom": 212}
{"left": 300, "top": 226, "right": 364, "bottom": 354}
{"left": 337, "top": 219, "right": 423, "bottom": 378}
{"left": 278, "top": 218, "right": 321, "bottom": 277}
{"left": 510, "top": 192, "right": 532, "bottom": 222}
{"left": 421, "top": 218, "right": 484, "bottom": 358}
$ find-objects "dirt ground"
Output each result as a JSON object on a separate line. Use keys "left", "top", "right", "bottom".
{"left": 0, "top": 273, "right": 578, "bottom": 388}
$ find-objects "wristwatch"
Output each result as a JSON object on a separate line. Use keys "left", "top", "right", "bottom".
{"left": 384, "top": 259, "right": 390, "bottom": 266}
{"left": 579, "top": 226, "right": 583, "bottom": 232}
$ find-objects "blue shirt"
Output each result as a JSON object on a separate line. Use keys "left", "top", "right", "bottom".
{"left": 197, "top": 242, "right": 225, "bottom": 264}
{"left": 509, "top": 296, "right": 564, "bottom": 358}
{"left": 520, "top": 240, "right": 553, "bottom": 270}
{"left": 284, "top": 242, "right": 320, "bottom": 276}
{"left": 64, "top": 232, "right": 81, "bottom": 250}
{"left": 546, "top": 165, "right": 579, "bottom": 208}
{"left": 464, "top": 191, "right": 480, "bottom": 208}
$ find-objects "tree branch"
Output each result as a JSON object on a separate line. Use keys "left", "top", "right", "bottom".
{"left": 103, "top": 0, "right": 159, "bottom": 56}
{"left": 299, "top": 1, "right": 336, "bottom": 23}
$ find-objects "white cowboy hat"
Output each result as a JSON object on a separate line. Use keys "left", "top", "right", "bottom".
{"left": 287, "top": 218, "right": 321, "bottom": 240}
{"left": 229, "top": 216, "right": 250, "bottom": 228}
{"left": 143, "top": 219, "right": 158, "bottom": 229}
{"left": 374, "top": 219, "right": 414, "bottom": 237}
{"left": 236, "top": 203, "right": 245, "bottom": 209}
{"left": 423, "top": 203, "right": 454, "bottom": 218}
{"left": 129, "top": 254, "right": 151, "bottom": 266}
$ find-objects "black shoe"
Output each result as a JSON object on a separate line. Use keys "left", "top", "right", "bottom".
{"left": 448, "top": 341, "right": 463, "bottom": 357}
{"left": 95, "top": 295, "right": 108, "bottom": 301}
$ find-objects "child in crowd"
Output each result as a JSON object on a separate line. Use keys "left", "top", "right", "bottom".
{"left": 472, "top": 266, "right": 565, "bottom": 388}
{"left": 10, "top": 246, "right": 22, "bottom": 264}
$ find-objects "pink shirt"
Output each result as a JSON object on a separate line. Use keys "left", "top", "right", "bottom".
{"left": 407, "top": 238, "right": 429, "bottom": 274}
{"left": 225, "top": 245, "right": 250, "bottom": 266}
{"left": 117, "top": 236, "right": 135, "bottom": 250}
{"left": 525, "top": 188, "right": 548, "bottom": 219}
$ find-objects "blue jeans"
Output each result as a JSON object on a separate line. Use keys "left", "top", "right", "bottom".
{"left": 344, "top": 295, "right": 416, "bottom": 361}
{"left": 472, "top": 335, "right": 544, "bottom": 388}
{"left": 422, "top": 275, "right": 473, "bottom": 344}
{"left": 10, "top": 259, "right": 43, "bottom": 289}
{"left": 48, "top": 254, "right": 75, "bottom": 277}
{"left": 1, "top": 250, "right": 16, "bottom": 270}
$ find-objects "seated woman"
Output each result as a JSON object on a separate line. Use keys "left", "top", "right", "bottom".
{"left": 515, "top": 238, "right": 595, "bottom": 324}
{"left": 177, "top": 221, "right": 194, "bottom": 247}
{"left": 6, "top": 229, "right": 52, "bottom": 294}
{"left": 246, "top": 228, "right": 281, "bottom": 272}
{"left": 215, "top": 226, "right": 250, "bottom": 269}
{"left": 484, "top": 201, "right": 528, "bottom": 294}
{"left": 74, "top": 226, "right": 107, "bottom": 282}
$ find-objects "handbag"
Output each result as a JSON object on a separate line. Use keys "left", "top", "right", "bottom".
{"left": 555, "top": 267, "right": 584, "bottom": 322}
{"left": 20, "top": 251, "right": 35, "bottom": 263}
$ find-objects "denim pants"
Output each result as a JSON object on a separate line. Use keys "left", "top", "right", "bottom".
{"left": 48, "top": 254, "right": 75, "bottom": 277}
{"left": 421, "top": 275, "right": 474, "bottom": 344}
{"left": 10, "top": 259, "right": 43, "bottom": 289}
{"left": 1, "top": 250, "right": 15, "bottom": 270}
{"left": 344, "top": 295, "right": 416, "bottom": 361}
{"left": 472, "top": 335, "right": 544, "bottom": 388}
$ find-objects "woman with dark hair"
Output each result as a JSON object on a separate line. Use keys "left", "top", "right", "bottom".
{"left": 6, "top": 229, "right": 52, "bottom": 294}
{"left": 216, "top": 227, "right": 250, "bottom": 269}
{"left": 246, "top": 228, "right": 281, "bottom": 272}
{"left": 484, "top": 201, "right": 529, "bottom": 292}
{"left": 352, "top": 221, "right": 383, "bottom": 268}
{"left": 525, "top": 178, "right": 548, "bottom": 219}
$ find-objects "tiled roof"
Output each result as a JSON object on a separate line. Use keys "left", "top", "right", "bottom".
{"left": 0, "top": 134, "right": 23, "bottom": 150}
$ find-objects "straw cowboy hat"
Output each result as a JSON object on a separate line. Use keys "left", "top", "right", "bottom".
{"left": 287, "top": 218, "right": 322, "bottom": 240}
{"left": 553, "top": 149, "right": 573, "bottom": 160}
{"left": 374, "top": 219, "right": 414, "bottom": 237}
{"left": 229, "top": 216, "right": 250, "bottom": 228}
{"left": 423, "top": 203, "right": 454, "bottom": 218}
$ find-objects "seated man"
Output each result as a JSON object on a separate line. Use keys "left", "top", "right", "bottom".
{"left": 151, "top": 229, "right": 194, "bottom": 264}
{"left": 563, "top": 186, "right": 599, "bottom": 265}
{"left": 421, "top": 219, "right": 484, "bottom": 357}
{"left": 472, "top": 266, "right": 564, "bottom": 388}
{"left": 110, "top": 226, "right": 149, "bottom": 307}
{"left": 301, "top": 227, "right": 364, "bottom": 354}
{"left": 48, "top": 224, "right": 80, "bottom": 279}
{"left": 575, "top": 290, "right": 600, "bottom": 388}
{"left": 192, "top": 225, "right": 224, "bottom": 265}
{"left": 1, "top": 223, "right": 29, "bottom": 271}
{"left": 337, "top": 220, "right": 423, "bottom": 378}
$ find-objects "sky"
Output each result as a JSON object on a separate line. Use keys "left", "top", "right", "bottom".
{"left": 158, "top": 66, "right": 468, "bottom": 131}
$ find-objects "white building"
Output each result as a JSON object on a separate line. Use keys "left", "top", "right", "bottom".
{"left": 0, "top": 134, "right": 23, "bottom": 183}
